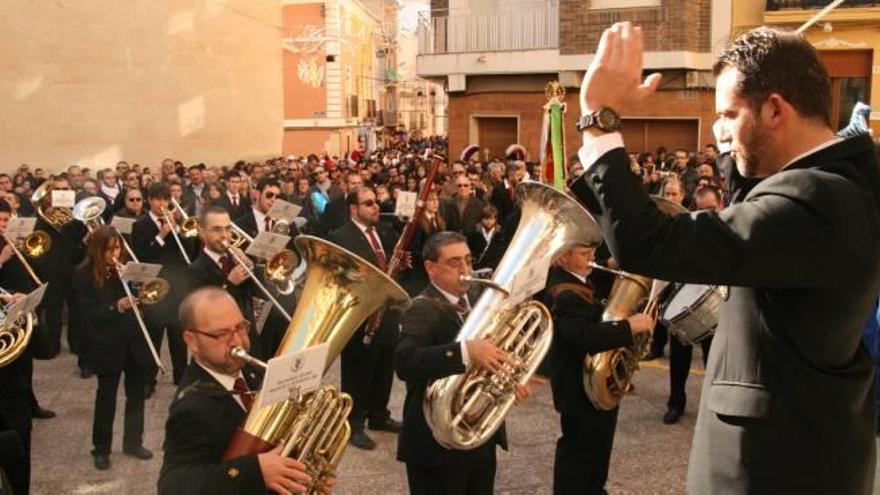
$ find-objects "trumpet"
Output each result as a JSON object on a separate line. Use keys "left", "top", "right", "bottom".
{"left": 72, "top": 196, "right": 107, "bottom": 233}
{"left": 169, "top": 197, "right": 199, "bottom": 238}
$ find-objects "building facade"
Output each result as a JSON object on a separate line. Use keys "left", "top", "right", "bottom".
{"left": 417, "top": 0, "right": 767, "bottom": 161}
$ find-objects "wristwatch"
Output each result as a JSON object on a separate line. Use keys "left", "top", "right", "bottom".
{"left": 576, "top": 107, "right": 622, "bottom": 133}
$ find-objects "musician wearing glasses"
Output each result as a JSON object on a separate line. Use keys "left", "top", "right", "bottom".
{"left": 328, "top": 186, "right": 405, "bottom": 450}
{"left": 572, "top": 24, "right": 880, "bottom": 492}
{"left": 543, "top": 244, "right": 652, "bottom": 493}
{"left": 396, "top": 232, "right": 535, "bottom": 494}
{"left": 159, "top": 287, "right": 319, "bottom": 495}
{"left": 188, "top": 206, "right": 264, "bottom": 358}
{"left": 132, "top": 183, "right": 198, "bottom": 389}
{"left": 76, "top": 226, "right": 153, "bottom": 470}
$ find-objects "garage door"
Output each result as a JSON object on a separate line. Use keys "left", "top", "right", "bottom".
{"left": 621, "top": 118, "right": 699, "bottom": 155}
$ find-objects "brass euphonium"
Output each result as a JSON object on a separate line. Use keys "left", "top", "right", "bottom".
{"left": 222, "top": 235, "right": 411, "bottom": 493}
{"left": 73, "top": 196, "right": 107, "bottom": 233}
{"left": 31, "top": 181, "right": 74, "bottom": 231}
{"left": 582, "top": 196, "right": 688, "bottom": 410}
{"left": 424, "top": 182, "right": 602, "bottom": 449}
{"left": 0, "top": 288, "right": 36, "bottom": 368}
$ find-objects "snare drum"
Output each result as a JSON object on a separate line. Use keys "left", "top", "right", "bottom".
{"left": 660, "top": 284, "right": 726, "bottom": 345}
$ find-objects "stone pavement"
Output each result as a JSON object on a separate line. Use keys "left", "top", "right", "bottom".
{"left": 26, "top": 343, "right": 880, "bottom": 494}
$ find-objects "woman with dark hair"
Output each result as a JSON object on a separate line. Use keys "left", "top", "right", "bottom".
{"left": 76, "top": 226, "right": 153, "bottom": 471}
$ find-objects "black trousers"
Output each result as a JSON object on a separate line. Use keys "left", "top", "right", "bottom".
{"left": 668, "top": 335, "right": 713, "bottom": 410}
{"left": 554, "top": 411, "right": 619, "bottom": 495}
{"left": 405, "top": 456, "right": 496, "bottom": 495}
{"left": 38, "top": 273, "right": 68, "bottom": 359}
{"left": 0, "top": 428, "right": 29, "bottom": 495}
{"left": 650, "top": 322, "right": 668, "bottom": 357}
{"left": 145, "top": 309, "right": 187, "bottom": 386}
{"left": 92, "top": 354, "right": 147, "bottom": 455}
{"left": 340, "top": 320, "right": 397, "bottom": 430}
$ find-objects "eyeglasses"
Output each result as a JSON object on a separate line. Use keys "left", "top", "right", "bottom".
{"left": 263, "top": 191, "right": 277, "bottom": 199}
{"left": 128, "top": 197, "right": 143, "bottom": 202}
{"left": 188, "top": 320, "right": 251, "bottom": 343}
{"left": 457, "top": 184, "right": 472, "bottom": 188}
{"left": 359, "top": 199, "right": 378, "bottom": 207}
{"left": 207, "top": 225, "right": 232, "bottom": 234}
{"left": 440, "top": 255, "right": 473, "bottom": 269}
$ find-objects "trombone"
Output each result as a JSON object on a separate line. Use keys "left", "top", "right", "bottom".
{"left": 160, "top": 207, "right": 193, "bottom": 266}
{"left": 0, "top": 231, "right": 49, "bottom": 286}
{"left": 221, "top": 240, "right": 292, "bottom": 322}
{"left": 169, "top": 197, "right": 199, "bottom": 238}
{"left": 110, "top": 257, "right": 168, "bottom": 373}
{"left": 229, "top": 221, "right": 302, "bottom": 296}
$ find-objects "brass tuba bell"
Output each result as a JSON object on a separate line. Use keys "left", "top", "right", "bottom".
{"left": 73, "top": 196, "right": 107, "bottom": 233}
{"left": 424, "top": 182, "right": 602, "bottom": 449}
{"left": 582, "top": 195, "right": 688, "bottom": 410}
{"left": 222, "top": 235, "right": 411, "bottom": 492}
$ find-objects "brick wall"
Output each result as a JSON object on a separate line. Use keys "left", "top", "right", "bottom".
{"left": 559, "top": 0, "right": 711, "bottom": 55}
{"left": 448, "top": 87, "right": 716, "bottom": 162}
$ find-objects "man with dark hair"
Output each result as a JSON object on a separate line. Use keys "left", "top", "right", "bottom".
{"left": 573, "top": 24, "right": 880, "bottom": 492}
{"left": 111, "top": 169, "right": 144, "bottom": 214}
{"left": 328, "top": 186, "right": 404, "bottom": 450}
{"left": 132, "top": 183, "right": 199, "bottom": 389}
{"left": 182, "top": 165, "right": 206, "bottom": 215}
{"left": 396, "top": 231, "right": 536, "bottom": 494}
{"left": 214, "top": 172, "right": 250, "bottom": 219}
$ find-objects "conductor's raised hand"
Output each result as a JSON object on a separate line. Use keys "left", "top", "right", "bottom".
{"left": 579, "top": 22, "right": 662, "bottom": 116}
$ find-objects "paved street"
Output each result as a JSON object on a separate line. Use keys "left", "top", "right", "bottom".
{"left": 26, "top": 341, "right": 880, "bottom": 494}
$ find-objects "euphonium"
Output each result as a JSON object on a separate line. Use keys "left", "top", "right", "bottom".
{"left": 222, "top": 235, "right": 411, "bottom": 493}
{"left": 0, "top": 289, "right": 36, "bottom": 368}
{"left": 424, "top": 182, "right": 602, "bottom": 449}
{"left": 31, "top": 181, "right": 73, "bottom": 231}
{"left": 73, "top": 196, "right": 107, "bottom": 233}
{"left": 582, "top": 196, "right": 688, "bottom": 410}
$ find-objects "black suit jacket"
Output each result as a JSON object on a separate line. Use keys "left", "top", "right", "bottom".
{"left": 214, "top": 194, "right": 252, "bottom": 220}
{"left": 466, "top": 225, "right": 504, "bottom": 270}
{"left": 327, "top": 219, "right": 395, "bottom": 268}
{"left": 395, "top": 284, "right": 505, "bottom": 468}
{"left": 489, "top": 181, "right": 516, "bottom": 222}
{"left": 159, "top": 361, "right": 265, "bottom": 494}
{"left": 131, "top": 214, "right": 198, "bottom": 317}
{"left": 75, "top": 264, "right": 152, "bottom": 373}
{"left": 440, "top": 195, "right": 485, "bottom": 233}
{"left": 543, "top": 267, "right": 633, "bottom": 415}
{"left": 188, "top": 252, "right": 259, "bottom": 323}
{"left": 571, "top": 134, "right": 880, "bottom": 494}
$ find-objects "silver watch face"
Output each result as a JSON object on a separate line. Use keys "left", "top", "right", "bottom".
{"left": 597, "top": 108, "right": 620, "bottom": 130}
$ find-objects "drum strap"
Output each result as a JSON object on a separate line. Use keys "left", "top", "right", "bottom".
{"left": 548, "top": 282, "right": 596, "bottom": 306}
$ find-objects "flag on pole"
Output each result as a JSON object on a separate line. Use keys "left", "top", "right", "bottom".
{"left": 539, "top": 82, "right": 567, "bottom": 191}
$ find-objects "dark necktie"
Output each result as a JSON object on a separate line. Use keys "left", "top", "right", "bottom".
{"left": 264, "top": 216, "right": 273, "bottom": 232}
{"left": 456, "top": 296, "right": 470, "bottom": 316}
{"left": 232, "top": 196, "right": 238, "bottom": 208}
{"left": 365, "top": 226, "right": 387, "bottom": 270}
{"left": 233, "top": 376, "right": 254, "bottom": 411}
{"left": 219, "top": 254, "right": 235, "bottom": 275}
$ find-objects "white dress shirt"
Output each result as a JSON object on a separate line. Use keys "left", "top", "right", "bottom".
{"left": 196, "top": 360, "right": 249, "bottom": 411}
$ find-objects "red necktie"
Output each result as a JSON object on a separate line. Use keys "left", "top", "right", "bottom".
{"left": 456, "top": 296, "right": 470, "bottom": 315}
{"left": 219, "top": 254, "right": 235, "bottom": 275}
{"left": 232, "top": 196, "right": 238, "bottom": 208}
{"left": 508, "top": 185, "right": 515, "bottom": 201}
{"left": 365, "top": 227, "right": 387, "bottom": 270}
{"left": 233, "top": 376, "right": 254, "bottom": 411}
{"left": 264, "top": 216, "right": 273, "bottom": 232}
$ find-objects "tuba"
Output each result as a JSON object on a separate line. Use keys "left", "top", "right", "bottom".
{"left": 222, "top": 235, "right": 411, "bottom": 493}
{"left": 582, "top": 196, "right": 688, "bottom": 410}
{"left": 424, "top": 182, "right": 602, "bottom": 449}
{"left": 31, "top": 181, "right": 74, "bottom": 231}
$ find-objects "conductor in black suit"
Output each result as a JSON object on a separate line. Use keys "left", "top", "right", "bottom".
{"left": 572, "top": 24, "right": 880, "bottom": 493}
{"left": 543, "top": 245, "right": 652, "bottom": 494}
{"left": 131, "top": 183, "right": 198, "bottom": 388}
{"left": 327, "top": 186, "right": 404, "bottom": 450}
{"left": 159, "top": 287, "right": 315, "bottom": 495}
{"left": 396, "top": 232, "right": 537, "bottom": 494}
{"left": 188, "top": 206, "right": 265, "bottom": 359}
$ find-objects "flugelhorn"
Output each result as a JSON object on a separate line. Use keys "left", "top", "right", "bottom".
{"left": 222, "top": 236, "right": 411, "bottom": 493}
{"left": 582, "top": 196, "right": 688, "bottom": 410}
{"left": 424, "top": 182, "right": 602, "bottom": 449}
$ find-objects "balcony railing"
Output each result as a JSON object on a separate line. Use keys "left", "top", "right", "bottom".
{"left": 417, "top": 2, "right": 558, "bottom": 55}
{"left": 767, "top": 0, "right": 880, "bottom": 10}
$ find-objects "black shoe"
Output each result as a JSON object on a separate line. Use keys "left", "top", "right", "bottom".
{"left": 663, "top": 407, "right": 684, "bottom": 425}
{"left": 80, "top": 367, "right": 93, "bottom": 379}
{"left": 93, "top": 453, "right": 111, "bottom": 470}
{"left": 145, "top": 383, "right": 156, "bottom": 400}
{"left": 32, "top": 406, "right": 56, "bottom": 420}
{"left": 349, "top": 431, "right": 376, "bottom": 450}
{"left": 123, "top": 445, "right": 154, "bottom": 460}
{"left": 369, "top": 418, "right": 402, "bottom": 433}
